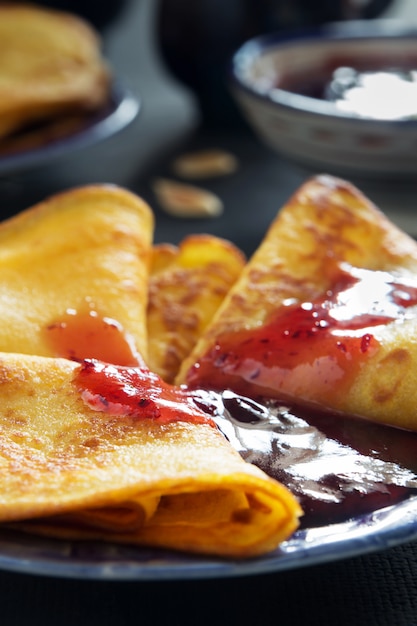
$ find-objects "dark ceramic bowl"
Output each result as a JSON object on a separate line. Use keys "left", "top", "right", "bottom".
{"left": 230, "top": 20, "right": 417, "bottom": 178}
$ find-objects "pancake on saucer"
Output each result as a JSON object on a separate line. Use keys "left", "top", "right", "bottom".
{"left": 0, "top": 3, "right": 111, "bottom": 144}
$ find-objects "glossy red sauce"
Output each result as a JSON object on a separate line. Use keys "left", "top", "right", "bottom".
{"left": 73, "top": 359, "right": 215, "bottom": 427}
{"left": 45, "top": 307, "right": 142, "bottom": 366}
{"left": 278, "top": 55, "right": 417, "bottom": 98}
{"left": 192, "top": 389, "right": 417, "bottom": 528}
{"left": 185, "top": 265, "right": 417, "bottom": 404}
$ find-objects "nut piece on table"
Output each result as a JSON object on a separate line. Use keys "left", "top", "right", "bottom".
{"left": 152, "top": 178, "right": 223, "bottom": 218}
{"left": 171, "top": 149, "right": 239, "bottom": 179}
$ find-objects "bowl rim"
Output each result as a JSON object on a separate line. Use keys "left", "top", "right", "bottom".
{"left": 229, "top": 19, "right": 417, "bottom": 125}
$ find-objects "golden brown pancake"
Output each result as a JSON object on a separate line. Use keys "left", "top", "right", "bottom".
{"left": 0, "top": 183, "right": 301, "bottom": 558}
{"left": 178, "top": 174, "right": 417, "bottom": 431}
{"left": 0, "top": 352, "right": 301, "bottom": 558}
{"left": 147, "top": 235, "right": 246, "bottom": 382}
{"left": 0, "top": 3, "right": 111, "bottom": 141}
{"left": 0, "top": 184, "right": 154, "bottom": 364}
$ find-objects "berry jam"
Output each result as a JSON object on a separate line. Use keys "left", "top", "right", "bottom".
{"left": 45, "top": 306, "right": 142, "bottom": 366}
{"left": 185, "top": 264, "right": 417, "bottom": 406}
{"left": 192, "top": 389, "right": 417, "bottom": 528}
{"left": 74, "top": 359, "right": 215, "bottom": 427}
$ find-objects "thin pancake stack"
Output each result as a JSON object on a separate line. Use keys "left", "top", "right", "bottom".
{"left": 0, "top": 3, "right": 111, "bottom": 150}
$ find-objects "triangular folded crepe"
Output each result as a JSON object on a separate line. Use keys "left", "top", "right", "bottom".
{"left": 178, "top": 175, "right": 417, "bottom": 431}
{"left": 0, "top": 184, "right": 153, "bottom": 364}
{"left": 0, "top": 352, "right": 301, "bottom": 558}
{"left": 0, "top": 4, "right": 110, "bottom": 141}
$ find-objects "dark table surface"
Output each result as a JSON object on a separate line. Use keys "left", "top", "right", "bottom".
{"left": 2, "top": 2, "right": 417, "bottom": 624}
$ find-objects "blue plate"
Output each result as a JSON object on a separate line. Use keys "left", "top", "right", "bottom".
{"left": 0, "top": 82, "right": 140, "bottom": 175}
{"left": 0, "top": 495, "right": 417, "bottom": 580}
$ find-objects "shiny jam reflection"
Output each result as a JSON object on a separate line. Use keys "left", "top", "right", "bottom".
{"left": 192, "top": 389, "right": 417, "bottom": 528}
{"left": 186, "top": 264, "right": 417, "bottom": 405}
{"left": 74, "top": 359, "right": 215, "bottom": 427}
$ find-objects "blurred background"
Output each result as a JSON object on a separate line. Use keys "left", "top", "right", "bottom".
{"left": 2, "top": 0, "right": 417, "bottom": 253}
{"left": 29, "top": 0, "right": 416, "bottom": 175}
{"left": 95, "top": 0, "right": 417, "bottom": 164}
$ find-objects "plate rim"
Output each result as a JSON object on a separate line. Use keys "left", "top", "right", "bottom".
{"left": 0, "top": 493, "right": 416, "bottom": 581}
{"left": 0, "top": 81, "right": 140, "bottom": 175}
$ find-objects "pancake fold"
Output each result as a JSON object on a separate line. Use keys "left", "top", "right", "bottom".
{"left": 0, "top": 353, "right": 301, "bottom": 558}
{"left": 0, "top": 184, "right": 301, "bottom": 558}
{"left": 148, "top": 235, "right": 246, "bottom": 383}
{"left": 178, "top": 174, "right": 417, "bottom": 432}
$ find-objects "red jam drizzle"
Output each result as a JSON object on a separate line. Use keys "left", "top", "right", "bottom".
{"left": 74, "top": 359, "right": 215, "bottom": 427}
{"left": 186, "top": 264, "right": 417, "bottom": 404}
{"left": 45, "top": 306, "right": 142, "bottom": 367}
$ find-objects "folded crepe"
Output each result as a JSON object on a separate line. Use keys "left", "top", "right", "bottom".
{"left": 178, "top": 174, "right": 417, "bottom": 432}
{"left": 147, "top": 235, "right": 246, "bottom": 382}
{"left": 0, "top": 3, "right": 111, "bottom": 141}
{"left": 0, "top": 184, "right": 301, "bottom": 557}
{"left": 0, "top": 184, "right": 154, "bottom": 364}
{"left": 0, "top": 352, "right": 301, "bottom": 558}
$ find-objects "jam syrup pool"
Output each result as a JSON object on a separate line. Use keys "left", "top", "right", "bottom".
{"left": 192, "top": 390, "right": 417, "bottom": 528}
{"left": 185, "top": 264, "right": 417, "bottom": 405}
{"left": 277, "top": 57, "right": 417, "bottom": 121}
